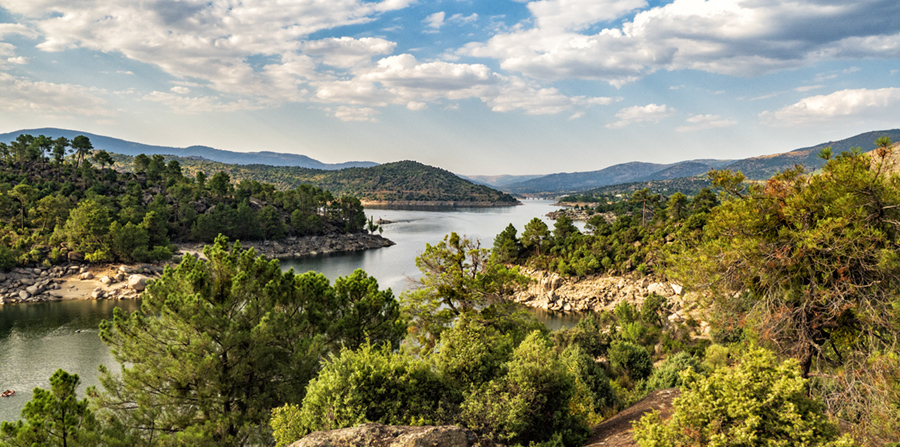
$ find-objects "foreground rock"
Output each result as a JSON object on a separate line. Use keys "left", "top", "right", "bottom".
{"left": 585, "top": 388, "right": 680, "bottom": 447}
{"left": 289, "top": 423, "right": 497, "bottom": 447}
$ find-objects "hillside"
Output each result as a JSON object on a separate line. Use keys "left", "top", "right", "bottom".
{"left": 505, "top": 160, "right": 732, "bottom": 194}
{"left": 0, "top": 128, "right": 377, "bottom": 170}
{"left": 504, "top": 129, "right": 900, "bottom": 194}
{"left": 721, "top": 129, "right": 900, "bottom": 180}
{"left": 110, "top": 155, "right": 519, "bottom": 206}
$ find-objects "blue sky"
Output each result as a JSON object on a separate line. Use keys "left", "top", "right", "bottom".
{"left": 0, "top": 0, "right": 898, "bottom": 175}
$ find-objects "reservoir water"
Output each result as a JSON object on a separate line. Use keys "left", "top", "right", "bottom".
{"left": 0, "top": 199, "right": 582, "bottom": 422}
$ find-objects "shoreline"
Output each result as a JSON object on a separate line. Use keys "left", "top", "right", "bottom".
{"left": 361, "top": 200, "right": 520, "bottom": 208}
{"left": 0, "top": 232, "right": 395, "bottom": 306}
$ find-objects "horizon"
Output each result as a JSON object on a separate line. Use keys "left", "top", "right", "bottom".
{"left": 1, "top": 0, "right": 899, "bottom": 175}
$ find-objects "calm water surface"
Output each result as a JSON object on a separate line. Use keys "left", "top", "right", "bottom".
{"left": 0, "top": 200, "right": 582, "bottom": 421}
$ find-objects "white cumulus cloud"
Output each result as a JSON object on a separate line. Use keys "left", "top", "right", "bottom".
{"left": 760, "top": 87, "right": 900, "bottom": 126}
{"left": 675, "top": 114, "right": 737, "bottom": 132}
{"left": 606, "top": 103, "right": 674, "bottom": 129}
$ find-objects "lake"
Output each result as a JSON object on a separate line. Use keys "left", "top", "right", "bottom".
{"left": 0, "top": 199, "right": 582, "bottom": 421}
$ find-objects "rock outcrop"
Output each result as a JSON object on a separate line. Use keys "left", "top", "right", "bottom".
{"left": 288, "top": 423, "right": 496, "bottom": 447}
{"left": 0, "top": 264, "right": 163, "bottom": 305}
{"left": 512, "top": 269, "right": 709, "bottom": 336}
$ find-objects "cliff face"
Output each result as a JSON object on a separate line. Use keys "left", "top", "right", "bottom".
{"left": 512, "top": 269, "right": 708, "bottom": 335}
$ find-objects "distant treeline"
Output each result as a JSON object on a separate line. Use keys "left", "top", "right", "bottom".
{"left": 109, "top": 154, "right": 519, "bottom": 204}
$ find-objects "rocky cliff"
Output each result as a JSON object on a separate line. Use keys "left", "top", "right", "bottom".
{"left": 512, "top": 269, "right": 708, "bottom": 335}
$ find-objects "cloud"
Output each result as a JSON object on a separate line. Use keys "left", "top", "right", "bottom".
{"left": 463, "top": 0, "right": 900, "bottom": 85}
{"left": 675, "top": 114, "right": 737, "bottom": 132}
{"left": 424, "top": 12, "right": 445, "bottom": 30}
{"left": 0, "top": 72, "right": 112, "bottom": 116}
{"left": 143, "top": 91, "right": 267, "bottom": 113}
{"left": 300, "top": 37, "right": 396, "bottom": 68}
{"left": 760, "top": 87, "right": 900, "bottom": 126}
{"left": 332, "top": 105, "right": 379, "bottom": 122}
{"left": 5, "top": 0, "right": 413, "bottom": 103}
{"left": 311, "top": 54, "right": 617, "bottom": 116}
{"left": 606, "top": 103, "right": 673, "bottom": 129}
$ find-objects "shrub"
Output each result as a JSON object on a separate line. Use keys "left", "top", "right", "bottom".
{"left": 281, "top": 341, "right": 448, "bottom": 444}
{"left": 460, "top": 331, "right": 590, "bottom": 447}
{"left": 633, "top": 347, "right": 857, "bottom": 447}
{"left": 608, "top": 340, "right": 652, "bottom": 381}
{"left": 641, "top": 352, "right": 700, "bottom": 393}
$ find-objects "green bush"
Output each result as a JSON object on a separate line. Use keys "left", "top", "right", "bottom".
{"left": 432, "top": 312, "right": 517, "bottom": 393}
{"left": 560, "top": 345, "right": 619, "bottom": 420}
{"left": 460, "top": 331, "right": 590, "bottom": 447}
{"left": 277, "top": 342, "right": 448, "bottom": 445}
{"left": 608, "top": 340, "right": 652, "bottom": 381}
{"left": 552, "top": 312, "right": 610, "bottom": 358}
{"left": 633, "top": 347, "right": 857, "bottom": 447}
{"left": 640, "top": 351, "right": 700, "bottom": 393}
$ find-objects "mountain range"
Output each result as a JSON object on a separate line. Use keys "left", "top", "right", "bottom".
{"left": 0, "top": 128, "right": 377, "bottom": 170}
{"left": 501, "top": 129, "right": 900, "bottom": 194}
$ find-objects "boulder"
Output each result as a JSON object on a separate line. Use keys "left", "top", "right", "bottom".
{"left": 25, "top": 285, "right": 42, "bottom": 295}
{"left": 91, "top": 288, "right": 105, "bottom": 299}
{"left": 68, "top": 251, "right": 85, "bottom": 262}
{"left": 288, "top": 423, "right": 493, "bottom": 447}
{"left": 647, "top": 282, "right": 674, "bottom": 297}
{"left": 100, "top": 276, "right": 113, "bottom": 285}
{"left": 128, "top": 275, "right": 148, "bottom": 291}
{"left": 18, "top": 291, "right": 29, "bottom": 300}
{"left": 80, "top": 272, "right": 94, "bottom": 280}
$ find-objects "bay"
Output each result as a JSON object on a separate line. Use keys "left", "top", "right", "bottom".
{"left": 0, "top": 199, "right": 582, "bottom": 422}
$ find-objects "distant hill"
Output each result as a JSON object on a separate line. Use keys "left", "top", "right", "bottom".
{"left": 504, "top": 160, "right": 734, "bottom": 194}
{"left": 0, "top": 128, "right": 377, "bottom": 170}
{"left": 504, "top": 129, "right": 900, "bottom": 194}
{"left": 109, "top": 154, "right": 519, "bottom": 206}
{"left": 721, "top": 129, "right": 900, "bottom": 180}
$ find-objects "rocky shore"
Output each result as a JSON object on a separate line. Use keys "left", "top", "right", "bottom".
{"left": 512, "top": 269, "right": 709, "bottom": 335}
{"left": 362, "top": 200, "right": 520, "bottom": 207}
{"left": 178, "top": 232, "right": 395, "bottom": 260}
{"left": 0, "top": 264, "right": 161, "bottom": 305}
{"left": 0, "top": 233, "right": 395, "bottom": 305}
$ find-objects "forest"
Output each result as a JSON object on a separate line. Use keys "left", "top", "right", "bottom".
{"left": 109, "top": 154, "right": 520, "bottom": 204}
{"left": 0, "top": 133, "right": 369, "bottom": 269}
{"left": 2, "top": 138, "right": 900, "bottom": 447}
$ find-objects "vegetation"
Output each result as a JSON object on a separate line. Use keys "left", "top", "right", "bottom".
{"left": 0, "top": 370, "right": 100, "bottom": 447}
{"left": 96, "top": 236, "right": 404, "bottom": 445}
{"left": 633, "top": 348, "right": 856, "bottom": 447}
{"left": 109, "top": 155, "right": 519, "bottom": 204}
{"left": 11, "top": 135, "right": 900, "bottom": 446}
{"left": 493, "top": 186, "right": 720, "bottom": 279}
{"left": 675, "top": 145, "right": 900, "bottom": 436}
{"left": 0, "top": 133, "right": 369, "bottom": 270}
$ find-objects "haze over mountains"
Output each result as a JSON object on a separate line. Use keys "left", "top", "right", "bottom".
{"left": 0, "top": 128, "right": 377, "bottom": 170}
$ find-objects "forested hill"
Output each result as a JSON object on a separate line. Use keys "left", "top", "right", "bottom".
{"left": 0, "top": 128, "right": 377, "bottom": 170}
{"left": 113, "top": 156, "right": 520, "bottom": 205}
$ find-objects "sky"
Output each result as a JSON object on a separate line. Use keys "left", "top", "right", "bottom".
{"left": 0, "top": 0, "right": 898, "bottom": 176}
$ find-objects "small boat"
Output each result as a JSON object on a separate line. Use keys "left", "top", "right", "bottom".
{"left": 1, "top": 390, "right": 14, "bottom": 397}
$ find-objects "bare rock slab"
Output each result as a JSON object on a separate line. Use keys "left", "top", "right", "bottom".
{"left": 288, "top": 423, "right": 496, "bottom": 447}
